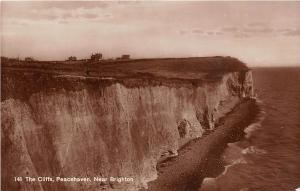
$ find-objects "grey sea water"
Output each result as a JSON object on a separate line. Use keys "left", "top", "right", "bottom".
{"left": 201, "top": 67, "right": 300, "bottom": 191}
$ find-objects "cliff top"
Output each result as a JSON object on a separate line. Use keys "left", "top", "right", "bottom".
{"left": 2, "top": 57, "right": 249, "bottom": 101}
{"left": 2, "top": 56, "right": 248, "bottom": 81}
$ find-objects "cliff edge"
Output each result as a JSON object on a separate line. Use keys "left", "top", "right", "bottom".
{"left": 1, "top": 57, "right": 253, "bottom": 190}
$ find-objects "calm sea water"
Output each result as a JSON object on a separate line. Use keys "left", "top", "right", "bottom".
{"left": 201, "top": 67, "right": 300, "bottom": 191}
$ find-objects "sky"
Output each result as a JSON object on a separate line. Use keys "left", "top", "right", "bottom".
{"left": 1, "top": 1, "right": 300, "bottom": 67}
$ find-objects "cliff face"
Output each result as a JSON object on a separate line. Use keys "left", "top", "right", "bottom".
{"left": 1, "top": 58, "right": 253, "bottom": 191}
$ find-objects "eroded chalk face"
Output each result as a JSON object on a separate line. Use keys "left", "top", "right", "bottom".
{"left": 1, "top": 59, "right": 253, "bottom": 191}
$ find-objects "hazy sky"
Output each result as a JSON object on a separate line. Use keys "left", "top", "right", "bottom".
{"left": 1, "top": 1, "right": 300, "bottom": 66}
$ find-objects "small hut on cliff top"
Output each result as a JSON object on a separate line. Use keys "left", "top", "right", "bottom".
{"left": 90, "top": 53, "right": 102, "bottom": 61}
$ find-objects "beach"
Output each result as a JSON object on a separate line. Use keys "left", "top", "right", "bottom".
{"left": 142, "top": 98, "right": 259, "bottom": 191}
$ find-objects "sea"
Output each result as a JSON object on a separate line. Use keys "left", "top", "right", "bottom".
{"left": 201, "top": 67, "right": 300, "bottom": 191}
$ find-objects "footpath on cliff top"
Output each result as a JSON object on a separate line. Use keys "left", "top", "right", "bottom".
{"left": 141, "top": 99, "right": 259, "bottom": 191}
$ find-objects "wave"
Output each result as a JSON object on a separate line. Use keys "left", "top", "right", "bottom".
{"left": 199, "top": 98, "right": 266, "bottom": 191}
{"left": 241, "top": 146, "right": 267, "bottom": 155}
{"left": 243, "top": 98, "right": 266, "bottom": 139}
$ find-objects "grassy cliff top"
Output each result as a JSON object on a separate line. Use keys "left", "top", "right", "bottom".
{"left": 2, "top": 56, "right": 249, "bottom": 101}
{"left": 2, "top": 56, "right": 248, "bottom": 80}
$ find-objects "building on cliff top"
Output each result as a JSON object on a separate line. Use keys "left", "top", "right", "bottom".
{"left": 116, "top": 54, "right": 131, "bottom": 60}
{"left": 25, "top": 57, "right": 35, "bottom": 62}
{"left": 121, "top": 54, "right": 130, "bottom": 59}
{"left": 90, "top": 53, "right": 102, "bottom": 61}
{"left": 67, "top": 56, "right": 77, "bottom": 61}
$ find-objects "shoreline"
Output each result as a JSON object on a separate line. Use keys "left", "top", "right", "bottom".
{"left": 140, "top": 98, "right": 260, "bottom": 191}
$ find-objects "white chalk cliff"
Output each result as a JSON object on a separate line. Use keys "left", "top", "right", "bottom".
{"left": 1, "top": 57, "right": 253, "bottom": 190}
